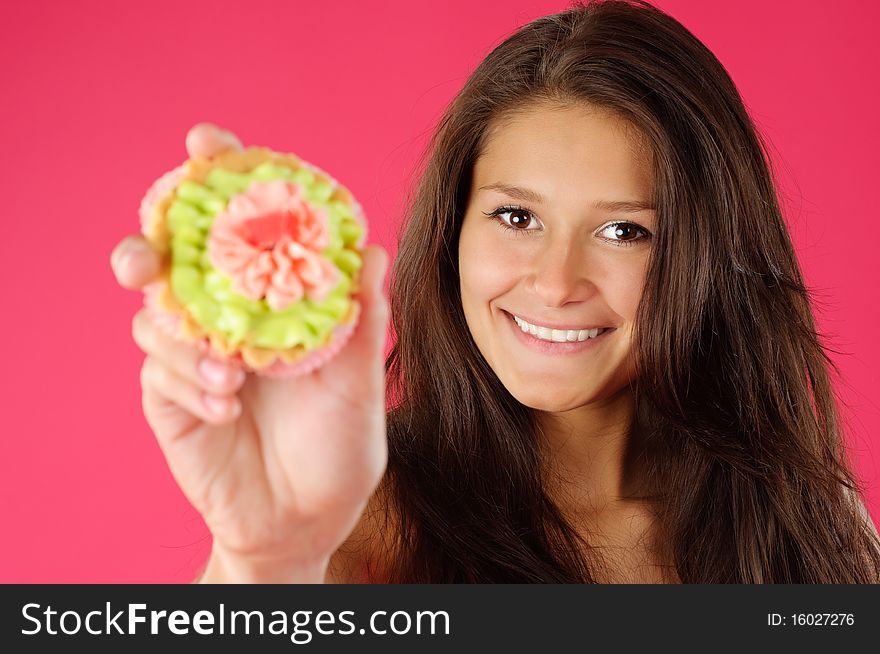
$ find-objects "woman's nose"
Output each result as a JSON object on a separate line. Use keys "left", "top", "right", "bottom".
{"left": 527, "top": 236, "right": 596, "bottom": 308}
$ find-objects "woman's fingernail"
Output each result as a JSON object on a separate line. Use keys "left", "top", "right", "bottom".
{"left": 199, "top": 357, "right": 233, "bottom": 387}
{"left": 115, "top": 251, "right": 133, "bottom": 277}
{"left": 111, "top": 245, "right": 123, "bottom": 271}
{"left": 115, "top": 240, "right": 148, "bottom": 272}
{"left": 203, "top": 394, "right": 234, "bottom": 416}
{"left": 233, "top": 368, "right": 247, "bottom": 386}
{"left": 126, "top": 238, "right": 150, "bottom": 256}
{"left": 217, "top": 128, "right": 242, "bottom": 149}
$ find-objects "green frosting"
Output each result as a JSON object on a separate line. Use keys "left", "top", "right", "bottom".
{"left": 165, "top": 161, "right": 365, "bottom": 351}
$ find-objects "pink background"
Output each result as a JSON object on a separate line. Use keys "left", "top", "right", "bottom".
{"left": 1, "top": 0, "right": 878, "bottom": 582}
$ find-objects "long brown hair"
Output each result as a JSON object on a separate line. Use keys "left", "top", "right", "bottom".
{"left": 376, "top": 0, "right": 880, "bottom": 582}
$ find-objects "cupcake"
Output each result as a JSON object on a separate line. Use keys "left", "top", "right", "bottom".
{"left": 138, "top": 145, "right": 367, "bottom": 377}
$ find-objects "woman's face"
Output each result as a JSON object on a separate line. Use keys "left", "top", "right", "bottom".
{"left": 458, "top": 101, "right": 656, "bottom": 412}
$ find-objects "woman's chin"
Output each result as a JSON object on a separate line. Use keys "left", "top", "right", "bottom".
{"left": 507, "top": 387, "right": 594, "bottom": 414}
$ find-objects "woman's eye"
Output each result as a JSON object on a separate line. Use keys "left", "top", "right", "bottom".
{"left": 481, "top": 206, "right": 652, "bottom": 246}
{"left": 598, "top": 221, "right": 651, "bottom": 246}
{"left": 481, "top": 205, "right": 542, "bottom": 232}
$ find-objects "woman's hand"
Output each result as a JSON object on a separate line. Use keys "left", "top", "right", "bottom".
{"left": 111, "top": 124, "right": 390, "bottom": 582}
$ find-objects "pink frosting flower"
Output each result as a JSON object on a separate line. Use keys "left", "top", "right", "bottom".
{"left": 207, "top": 179, "right": 340, "bottom": 310}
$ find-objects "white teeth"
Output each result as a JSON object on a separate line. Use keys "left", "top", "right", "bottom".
{"left": 512, "top": 315, "right": 606, "bottom": 343}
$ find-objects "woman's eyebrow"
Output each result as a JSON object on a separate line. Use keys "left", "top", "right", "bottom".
{"left": 478, "top": 182, "right": 656, "bottom": 213}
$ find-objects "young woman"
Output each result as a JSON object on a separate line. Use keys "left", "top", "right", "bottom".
{"left": 111, "top": 0, "right": 880, "bottom": 583}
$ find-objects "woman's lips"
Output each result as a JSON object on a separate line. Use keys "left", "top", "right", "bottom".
{"left": 504, "top": 311, "right": 615, "bottom": 354}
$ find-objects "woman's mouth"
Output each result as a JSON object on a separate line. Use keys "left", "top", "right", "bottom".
{"left": 503, "top": 311, "right": 616, "bottom": 354}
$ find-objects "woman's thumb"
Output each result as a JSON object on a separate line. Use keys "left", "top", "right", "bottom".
{"left": 344, "top": 245, "right": 390, "bottom": 362}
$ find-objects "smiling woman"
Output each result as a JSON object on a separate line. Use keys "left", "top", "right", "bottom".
{"left": 377, "top": 0, "right": 880, "bottom": 582}
{"left": 112, "top": 0, "right": 880, "bottom": 585}
{"left": 456, "top": 105, "right": 665, "bottom": 581}
{"left": 460, "top": 103, "right": 652, "bottom": 415}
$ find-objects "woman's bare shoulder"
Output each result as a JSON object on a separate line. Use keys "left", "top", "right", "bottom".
{"left": 326, "top": 481, "right": 400, "bottom": 584}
